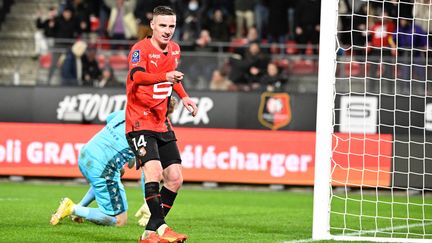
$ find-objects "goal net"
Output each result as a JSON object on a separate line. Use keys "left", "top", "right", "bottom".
{"left": 313, "top": 0, "right": 432, "bottom": 242}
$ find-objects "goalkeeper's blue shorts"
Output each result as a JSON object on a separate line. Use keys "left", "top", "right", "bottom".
{"left": 78, "top": 152, "right": 128, "bottom": 216}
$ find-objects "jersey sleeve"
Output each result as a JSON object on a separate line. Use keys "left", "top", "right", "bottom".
{"left": 173, "top": 82, "right": 188, "bottom": 99}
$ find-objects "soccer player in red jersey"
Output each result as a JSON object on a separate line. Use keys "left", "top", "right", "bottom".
{"left": 125, "top": 5, "right": 197, "bottom": 243}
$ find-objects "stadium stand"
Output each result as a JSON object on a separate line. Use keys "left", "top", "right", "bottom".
{"left": 0, "top": 0, "right": 320, "bottom": 92}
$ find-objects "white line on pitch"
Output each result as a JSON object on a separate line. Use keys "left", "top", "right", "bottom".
{"left": 282, "top": 222, "right": 432, "bottom": 243}
{"left": 0, "top": 198, "right": 27, "bottom": 201}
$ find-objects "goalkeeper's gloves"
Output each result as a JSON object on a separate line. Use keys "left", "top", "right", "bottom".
{"left": 135, "top": 201, "right": 151, "bottom": 227}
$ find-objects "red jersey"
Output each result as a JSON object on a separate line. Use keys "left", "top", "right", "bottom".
{"left": 126, "top": 38, "right": 187, "bottom": 133}
{"left": 370, "top": 21, "right": 395, "bottom": 47}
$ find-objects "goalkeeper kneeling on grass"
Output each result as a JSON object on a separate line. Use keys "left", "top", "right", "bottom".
{"left": 50, "top": 98, "right": 178, "bottom": 227}
{"left": 50, "top": 110, "right": 138, "bottom": 226}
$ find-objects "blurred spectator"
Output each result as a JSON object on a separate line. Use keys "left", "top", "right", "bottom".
{"left": 254, "top": 0, "right": 269, "bottom": 40}
{"left": 267, "top": 0, "right": 288, "bottom": 43}
{"left": 186, "top": 29, "right": 217, "bottom": 88}
{"left": 234, "top": 0, "right": 256, "bottom": 38}
{"left": 178, "top": 0, "right": 209, "bottom": 41}
{"left": 194, "top": 29, "right": 216, "bottom": 52}
{"left": 105, "top": 0, "right": 137, "bottom": 47}
{"left": 367, "top": 10, "right": 395, "bottom": 91}
{"left": 207, "top": 8, "right": 230, "bottom": 42}
{"left": 89, "top": 0, "right": 110, "bottom": 36}
{"left": 134, "top": 0, "right": 171, "bottom": 40}
{"left": 260, "top": 62, "right": 286, "bottom": 92}
{"left": 82, "top": 47, "right": 101, "bottom": 86}
{"left": 351, "top": 2, "right": 368, "bottom": 56}
{"left": 47, "top": 6, "right": 80, "bottom": 84}
{"left": 413, "top": 0, "right": 432, "bottom": 42}
{"left": 67, "top": 0, "right": 91, "bottom": 37}
{"left": 393, "top": 18, "right": 427, "bottom": 93}
{"left": 59, "top": 40, "right": 87, "bottom": 86}
{"left": 207, "top": 0, "right": 234, "bottom": 18}
{"left": 209, "top": 69, "right": 235, "bottom": 91}
{"left": 96, "top": 66, "right": 122, "bottom": 87}
{"left": 230, "top": 42, "right": 270, "bottom": 91}
{"left": 295, "top": 0, "right": 320, "bottom": 55}
{"left": 35, "top": 6, "right": 57, "bottom": 56}
{"left": 232, "top": 26, "right": 260, "bottom": 56}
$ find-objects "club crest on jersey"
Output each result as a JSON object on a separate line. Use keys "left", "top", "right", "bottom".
{"left": 131, "top": 50, "right": 140, "bottom": 63}
{"left": 258, "top": 92, "right": 292, "bottom": 130}
{"left": 139, "top": 147, "right": 147, "bottom": 157}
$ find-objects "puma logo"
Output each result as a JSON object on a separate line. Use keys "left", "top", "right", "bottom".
{"left": 150, "top": 60, "right": 158, "bottom": 67}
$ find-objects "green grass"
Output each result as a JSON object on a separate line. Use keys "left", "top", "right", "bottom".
{"left": 0, "top": 182, "right": 314, "bottom": 243}
{"left": 1, "top": 182, "right": 431, "bottom": 242}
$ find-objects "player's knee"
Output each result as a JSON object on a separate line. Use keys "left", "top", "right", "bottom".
{"left": 165, "top": 173, "right": 183, "bottom": 191}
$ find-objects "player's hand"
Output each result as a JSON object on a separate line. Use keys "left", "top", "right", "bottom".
{"left": 182, "top": 96, "right": 198, "bottom": 117}
{"left": 135, "top": 201, "right": 151, "bottom": 227}
{"left": 166, "top": 71, "right": 184, "bottom": 83}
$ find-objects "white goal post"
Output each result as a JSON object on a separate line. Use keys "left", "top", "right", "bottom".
{"left": 313, "top": 0, "right": 432, "bottom": 242}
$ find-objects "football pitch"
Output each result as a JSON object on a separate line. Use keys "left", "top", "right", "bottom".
{"left": 2, "top": 181, "right": 431, "bottom": 242}
{"left": 0, "top": 181, "right": 315, "bottom": 243}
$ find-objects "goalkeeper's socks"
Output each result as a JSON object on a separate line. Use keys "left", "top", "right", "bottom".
{"left": 78, "top": 187, "right": 95, "bottom": 207}
{"left": 73, "top": 205, "right": 116, "bottom": 226}
{"left": 145, "top": 182, "right": 165, "bottom": 231}
{"left": 160, "top": 186, "right": 177, "bottom": 216}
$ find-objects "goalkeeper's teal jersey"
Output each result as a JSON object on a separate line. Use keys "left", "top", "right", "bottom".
{"left": 80, "top": 110, "right": 134, "bottom": 171}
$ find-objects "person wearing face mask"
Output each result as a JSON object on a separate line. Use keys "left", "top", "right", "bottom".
{"left": 179, "top": 0, "right": 208, "bottom": 41}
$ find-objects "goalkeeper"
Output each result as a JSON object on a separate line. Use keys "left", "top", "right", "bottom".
{"left": 50, "top": 110, "right": 136, "bottom": 226}
{"left": 50, "top": 98, "right": 178, "bottom": 227}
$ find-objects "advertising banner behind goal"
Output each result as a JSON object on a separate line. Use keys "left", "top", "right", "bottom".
{"left": 0, "top": 122, "right": 392, "bottom": 185}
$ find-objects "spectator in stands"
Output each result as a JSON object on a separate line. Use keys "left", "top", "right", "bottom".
{"left": 207, "top": 8, "right": 230, "bottom": 42}
{"left": 47, "top": 6, "right": 80, "bottom": 84}
{"left": 260, "top": 62, "right": 287, "bottom": 92}
{"left": 105, "top": 0, "right": 137, "bottom": 48}
{"left": 413, "top": 0, "right": 432, "bottom": 90}
{"left": 254, "top": 0, "right": 269, "bottom": 41}
{"left": 393, "top": 18, "right": 428, "bottom": 93}
{"left": 209, "top": 69, "right": 235, "bottom": 91}
{"left": 67, "top": 0, "right": 91, "bottom": 37}
{"left": 234, "top": 0, "right": 256, "bottom": 38}
{"left": 193, "top": 29, "right": 216, "bottom": 52}
{"left": 82, "top": 47, "right": 101, "bottom": 86}
{"left": 178, "top": 0, "right": 208, "bottom": 41}
{"left": 352, "top": 2, "right": 368, "bottom": 56}
{"left": 96, "top": 65, "right": 122, "bottom": 87}
{"left": 230, "top": 42, "right": 270, "bottom": 91}
{"left": 232, "top": 26, "right": 260, "bottom": 56}
{"left": 35, "top": 6, "right": 57, "bottom": 56}
{"left": 413, "top": 0, "right": 432, "bottom": 43}
{"left": 267, "top": 0, "right": 288, "bottom": 43}
{"left": 60, "top": 40, "right": 87, "bottom": 86}
{"left": 186, "top": 29, "right": 217, "bottom": 88}
{"left": 367, "top": 10, "right": 395, "bottom": 92}
{"left": 295, "top": 0, "right": 321, "bottom": 56}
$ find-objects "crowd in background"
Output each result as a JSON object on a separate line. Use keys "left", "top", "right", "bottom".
{"left": 33, "top": 0, "right": 323, "bottom": 91}
{"left": 338, "top": 0, "right": 431, "bottom": 94}
{"left": 32, "top": 0, "right": 432, "bottom": 94}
